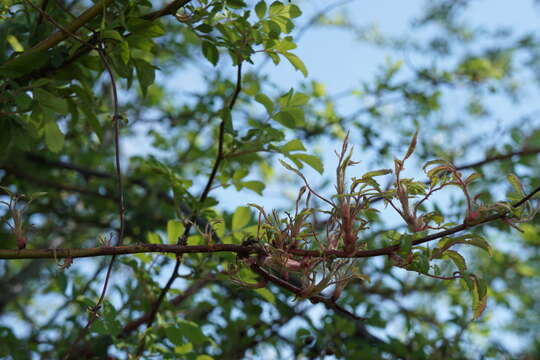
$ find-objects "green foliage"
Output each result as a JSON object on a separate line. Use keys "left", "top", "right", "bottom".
{"left": 1, "top": 0, "right": 540, "bottom": 359}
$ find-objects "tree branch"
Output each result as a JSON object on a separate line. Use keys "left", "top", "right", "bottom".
{"left": 3, "top": 178, "right": 537, "bottom": 261}
{"left": 119, "top": 276, "right": 214, "bottom": 337}
{"left": 133, "top": 61, "right": 243, "bottom": 357}
{"left": 5, "top": 0, "right": 193, "bottom": 84}
{"left": 455, "top": 147, "right": 540, "bottom": 171}
{"left": 0, "top": 243, "right": 260, "bottom": 260}
{"left": 141, "top": 0, "right": 192, "bottom": 21}
{"left": 9, "top": 0, "right": 113, "bottom": 61}
{"left": 250, "top": 264, "right": 366, "bottom": 321}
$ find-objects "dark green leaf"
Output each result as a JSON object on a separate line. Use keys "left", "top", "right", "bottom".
{"left": 202, "top": 41, "right": 219, "bottom": 66}
{"left": 34, "top": 88, "right": 69, "bottom": 115}
{"left": 134, "top": 59, "right": 156, "bottom": 97}
{"left": 255, "top": 1, "right": 267, "bottom": 19}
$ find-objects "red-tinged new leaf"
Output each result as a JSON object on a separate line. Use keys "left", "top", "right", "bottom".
{"left": 427, "top": 165, "right": 451, "bottom": 179}
{"left": 403, "top": 131, "right": 418, "bottom": 160}
{"left": 362, "top": 169, "right": 392, "bottom": 179}
{"left": 464, "top": 172, "right": 482, "bottom": 185}
{"left": 423, "top": 159, "right": 451, "bottom": 171}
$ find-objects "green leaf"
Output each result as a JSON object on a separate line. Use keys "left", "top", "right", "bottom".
{"left": 507, "top": 174, "right": 525, "bottom": 196}
{"left": 34, "top": 88, "right": 69, "bottom": 115}
{"left": 174, "top": 343, "right": 193, "bottom": 354}
{"left": 119, "top": 41, "right": 130, "bottom": 63}
{"left": 398, "top": 234, "right": 412, "bottom": 255}
{"left": 283, "top": 52, "right": 307, "bottom": 76}
{"left": 467, "top": 235, "right": 493, "bottom": 256}
{"left": 409, "top": 252, "right": 430, "bottom": 274}
{"left": 147, "top": 232, "right": 161, "bottom": 244}
{"left": 82, "top": 107, "right": 103, "bottom": 141}
{"left": 464, "top": 172, "right": 481, "bottom": 185}
{"left": 195, "top": 24, "right": 213, "bottom": 33}
{"left": 273, "top": 110, "right": 296, "bottom": 128}
{"left": 290, "top": 154, "right": 324, "bottom": 174}
{"left": 278, "top": 89, "right": 295, "bottom": 105}
{"left": 221, "top": 108, "right": 233, "bottom": 133}
{"left": 31, "top": 78, "right": 51, "bottom": 88}
{"left": 255, "top": 288, "right": 276, "bottom": 304}
{"left": 438, "top": 234, "right": 492, "bottom": 256}
{"left": 44, "top": 121, "right": 64, "bottom": 153}
{"left": 267, "top": 50, "right": 281, "bottom": 64}
{"left": 126, "top": 34, "right": 155, "bottom": 52}
{"left": 165, "top": 326, "right": 186, "bottom": 346}
{"left": 7, "top": 35, "right": 24, "bottom": 52}
{"left": 127, "top": 18, "right": 165, "bottom": 37}
{"left": 255, "top": 1, "right": 267, "bottom": 19}
{"left": 241, "top": 181, "right": 265, "bottom": 195}
{"left": 443, "top": 250, "right": 467, "bottom": 272}
{"left": 269, "top": 1, "right": 284, "bottom": 17}
{"left": 14, "top": 92, "right": 33, "bottom": 111}
{"left": 255, "top": 93, "right": 274, "bottom": 115}
{"left": 0, "top": 51, "right": 48, "bottom": 77}
{"left": 288, "top": 4, "right": 302, "bottom": 18}
{"left": 273, "top": 37, "right": 297, "bottom": 52}
{"left": 287, "top": 92, "right": 309, "bottom": 107}
{"left": 474, "top": 275, "right": 487, "bottom": 298}
{"left": 202, "top": 41, "right": 219, "bottom": 66}
{"left": 281, "top": 107, "right": 304, "bottom": 124}
{"left": 226, "top": 0, "right": 246, "bottom": 8}
{"left": 177, "top": 319, "right": 208, "bottom": 344}
{"left": 280, "top": 139, "right": 305, "bottom": 152}
{"left": 362, "top": 169, "right": 392, "bottom": 178}
{"left": 102, "top": 30, "right": 123, "bottom": 41}
{"left": 473, "top": 295, "right": 488, "bottom": 320}
{"left": 468, "top": 274, "right": 488, "bottom": 320}
{"left": 167, "top": 220, "right": 185, "bottom": 244}
{"left": 196, "top": 356, "right": 214, "bottom": 360}
{"left": 233, "top": 206, "right": 251, "bottom": 231}
{"left": 133, "top": 59, "right": 156, "bottom": 97}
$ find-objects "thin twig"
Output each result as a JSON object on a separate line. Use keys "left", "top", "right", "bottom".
{"left": 29, "top": 4, "right": 128, "bottom": 357}
{"left": 63, "top": 53, "right": 124, "bottom": 360}
{"left": 421, "top": 271, "right": 463, "bottom": 280}
{"left": 455, "top": 147, "right": 540, "bottom": 171}
{"left": 133, "top": 61, "right": 244, "bottom": 357}
{"left": 119, "top": 276, "right": 214, "bottom": 337}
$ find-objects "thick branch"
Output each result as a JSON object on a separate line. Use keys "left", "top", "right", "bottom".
{"left": 0, "top": 243, "right": 262, "bottom": 260}
{"left": 0, "top": 205, "right": 531, "bottom": 261}
{"left": 5, "top": 0, "right": 193, "bottom": 84}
